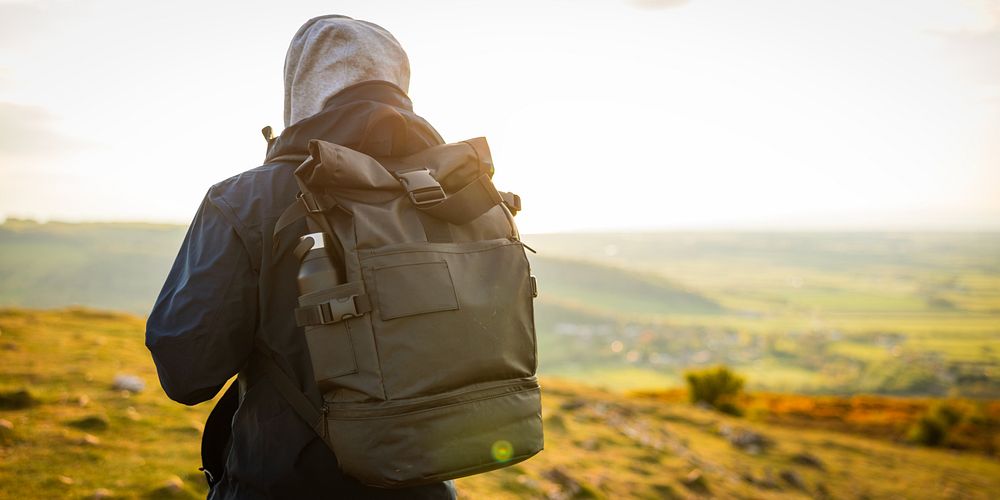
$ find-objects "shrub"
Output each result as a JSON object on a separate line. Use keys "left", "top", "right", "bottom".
{"left": 685, "top": 366, "right": 745, "bottom": 415}
{"left": 906, "top": 401, "right": 966, "bottom": 447}
{"left": 907, "top": 414, "right": 948, "bottom": 446}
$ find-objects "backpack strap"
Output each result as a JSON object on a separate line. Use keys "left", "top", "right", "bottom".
{"left": 396, "top": 169, "right": 520, "bottom": 226}
{"left": 253, "top": 343, "right": 327, "bottom": 439}
{"left": 273, "top": 191, "right": 339, "bottom": 240}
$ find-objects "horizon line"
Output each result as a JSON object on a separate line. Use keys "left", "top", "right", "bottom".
{"left": 3, "top": 216, "right": 1000, "bottom": 234}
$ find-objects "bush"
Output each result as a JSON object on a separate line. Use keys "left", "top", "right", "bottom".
{"left": 685, "top": 366, "right": 745, "bottom": 415}
{"left": 908, "top": 414, "right": 948, "bottom": 446}
{"left": 906, "top": 402, "right": 965, "bottom": 447}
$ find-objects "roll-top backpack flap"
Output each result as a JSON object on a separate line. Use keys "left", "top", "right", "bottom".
{"left": 298, "top": 140, "right": 401, "bottom": 203}
{"left": 385, "top": 139, "right": 517, "bottom": 243}
{"left": 380, "top": 137, "right": 493, "bottom": 192}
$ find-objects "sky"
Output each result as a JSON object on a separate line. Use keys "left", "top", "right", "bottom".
{"left": 0, "top": 0, "right": 998, "bottom": 233}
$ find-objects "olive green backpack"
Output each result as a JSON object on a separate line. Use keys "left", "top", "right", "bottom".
{"left": 261, "top": 137, "right": 543, "bottom": 488}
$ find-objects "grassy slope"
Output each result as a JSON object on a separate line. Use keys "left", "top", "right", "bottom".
{"left": 0, "top": 308, "right": 208, "bottom": 498}
{"left": 2, "top": 308, "right": 999, "bottom": 499}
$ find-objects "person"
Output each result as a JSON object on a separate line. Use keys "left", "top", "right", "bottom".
{"left": 146, "top": 15, "right": 457, "bottom": 499}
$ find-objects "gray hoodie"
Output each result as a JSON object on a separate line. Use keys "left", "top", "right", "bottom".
{"left": 283, "top": 15, "right": 411, "bottom": 128}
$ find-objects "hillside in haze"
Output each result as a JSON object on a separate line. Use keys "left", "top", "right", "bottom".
{"left": 1, "top": 219, "right": 999, "bottom": 397}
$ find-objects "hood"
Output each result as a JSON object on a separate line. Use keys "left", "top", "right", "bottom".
{"left": 283, "top": 15, "right": 411, "bottom": 127}
{"left": 265, "top": 80, "right": 443, "bottom": 163}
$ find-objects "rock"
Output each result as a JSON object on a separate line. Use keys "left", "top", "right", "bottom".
{"left": 0, "top": 389, "right": 36, "bottom": 410}
{"left": 560, "top": 399, "right": 586, "bottom": 411}
{"left": 93, "top": 488, "right": 113, "bottom": 499}
{"left": 780, "top": 469, "right": 806, "bottom": 489}
{"left": 112, "top": 374, "right": 145, "bottom": 393}
{"left": 69, "top": 414, "right": 109, "bottom": 431}
{"left": 651, "top": 483, "right": 680, "bottom": 499}
{"left": 545, "top": 414, "right": 567, "bottom": 431}
{"left": 78, "top": 394, "right": 90, "bottom": 407}
{"left": 2, "top": 342, "right": 18, "bottom": 351}
{"left": 816, "top": 482, "right": 831, "bottom": 499}
{"left": 757, "top": 469, "right": 781, "bottom": 490}
{"left": 165, "top": 475, "right": 185, "bottom": 491}
{"left": 542, "top": 466, "right": 599, "bottom": 499}
{"left": 81, "top": 433, "right": 101, "bottom": 446}
{"left": 579, "top": 438, "right": 601, "bottom": 451}
{"left": 719, "top": 424, "right": 772, "bottom": 454}
{"left": 125, "top": 406, "right": 142, "bottom": 421}
{"left": 791, "top": 452, "right": 825, "bottom": 470}
{"left": 146, "top": 475, "right": 187, "bottom": 498}
{"left": 681, "top": 468, "right": 709, "bottom": 493}
{"left": 58, "top": 475, "right": 75, "bottom": 485}
{"left": 0, "top": 418, "right": 14, "bottom": 445}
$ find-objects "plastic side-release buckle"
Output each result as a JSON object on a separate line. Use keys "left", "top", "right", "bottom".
{"left": 318, "top": 295, "right": 364, "bottom": 324}
{"left": 530, "top": 275, "right": 538, "bottom": 298}
{"left": 500, "top": 192, "right": 521, "bottom": 215}
{"left": 395, "top": 168, "right": 446, "bottom": 207}
{"left": 295, "top": 293, "right": 371, "bottom": 327}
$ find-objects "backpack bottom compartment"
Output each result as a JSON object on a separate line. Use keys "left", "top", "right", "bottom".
{"left": 323, "top": 377, "right": 543, "bottom": 488}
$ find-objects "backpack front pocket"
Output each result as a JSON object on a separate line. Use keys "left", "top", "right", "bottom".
{"left": 373, "top": 261, "right": 459, "bottom": 320}
{"left": 361, "top": 239, "right": 537, "bottom": 400}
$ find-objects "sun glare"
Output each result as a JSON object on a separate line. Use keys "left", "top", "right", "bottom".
{"left": 0, "top": 0, "right": 997, "bottom": 231}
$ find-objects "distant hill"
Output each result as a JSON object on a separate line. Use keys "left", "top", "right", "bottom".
{"left": 0, "top": 219, "right": 721, "bottom": 316}
{"left": 2, "top": 219, "right": 998, "bottom": 396}
{"left": 0, "top": 219, "right": 185, "bottom": 315}
{"left": 531, "top": 255, "right": 723, "bottom": 317}
{"left": 1, "top": 308, "right": 997, "bottom": 499}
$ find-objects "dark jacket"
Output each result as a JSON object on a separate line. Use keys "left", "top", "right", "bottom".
{"left": 146, "top": 81, "right": 455, "bottom": 499}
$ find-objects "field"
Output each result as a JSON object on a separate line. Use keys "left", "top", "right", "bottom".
{"left": 2, "top": 220, "right": 999, "bottom": 397}
{"left": 2, "top": 308, "right": 999, "bottom": 499}
{"left": 527, "top": 232, "right": 1000, "bottom": 397}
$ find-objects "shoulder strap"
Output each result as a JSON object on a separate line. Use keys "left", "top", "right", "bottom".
{"left": 253, "top": 343, "right": 327, "bottom": 439}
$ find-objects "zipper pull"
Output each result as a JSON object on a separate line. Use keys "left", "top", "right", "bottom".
{"left": 319, "top": 404, "right": 330, "bottom": 438}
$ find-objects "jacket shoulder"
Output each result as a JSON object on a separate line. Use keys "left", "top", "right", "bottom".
{"left": 207, "top": 163, "right": 300, "bottom": 228}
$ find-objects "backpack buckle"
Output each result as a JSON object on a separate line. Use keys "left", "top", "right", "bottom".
{"left": 319, "top": 295, "right": 362, "bottom": 324}
{"left": 395, "top": 168, "right": 446, "bottom": 207}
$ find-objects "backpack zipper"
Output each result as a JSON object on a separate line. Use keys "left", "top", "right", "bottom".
{"left": 326, "top": 378, "right": 539, "bottom": 420}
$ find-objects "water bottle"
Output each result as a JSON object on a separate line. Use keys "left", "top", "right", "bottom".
{"left": 296, "top": 232, "right": 341, "bottom": 295}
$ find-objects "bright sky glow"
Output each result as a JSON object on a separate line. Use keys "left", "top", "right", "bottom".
{"left": 1, "top": 0, "right": 998, "bottom": 232}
